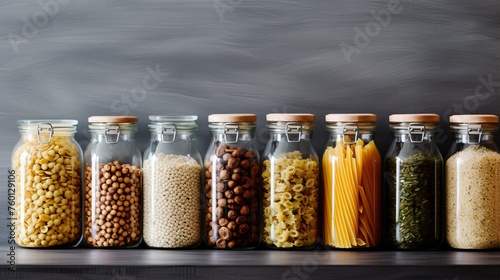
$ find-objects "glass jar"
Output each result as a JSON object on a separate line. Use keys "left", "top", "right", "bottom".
{"left": 384, "top": 114, "right": 443, "bottom": 250}
{"left": 11, "top": 120, "right": 83, "bottom": 248}
{"left": 446, "top": 114, "right": 500, "bottom": 249}
{"left": 262, "top": 113, "right": 319, "bottom": 249}
{"left": 83, "top": 116, "right": 142, "bottom": 248}
{"left": 204, "top": 114, "right": 260, "bottom": 249}
{"left": 143, "top": 115, "right": 202, "bottom": 248}
{"left": 322, "top": 114, "right": 381, "bottom": 249}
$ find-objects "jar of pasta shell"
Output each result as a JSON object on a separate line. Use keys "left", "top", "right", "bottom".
{"left": 262, "top": 113, "right": 319, "bottom": 249}
{"left": 322, "top": 114, "right": 381, "bottom": 249}
{"left": 446, "top": 114, "right": 500, "bottom": 249}
{"left": 143, "top": 115, "right": 203, "bottom": 248}
{"left": 83, "top": 116, "right": 142, "bottom": 248}
{"left": 384, "top": 114, "right": 443, "bottom": 250}
{"left": 12, "top": 120, "right": 83, "bottom": 248}
{"left": 204, "top": 114, "right": 260, "bottom": 249}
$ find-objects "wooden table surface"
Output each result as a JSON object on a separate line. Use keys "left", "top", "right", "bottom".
{"left": 1, "top": 247, "right": 499, "bottom": 279}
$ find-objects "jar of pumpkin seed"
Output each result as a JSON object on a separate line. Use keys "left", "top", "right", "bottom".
{"left": 383, "top": 114, "right": 443, "bottom": 250}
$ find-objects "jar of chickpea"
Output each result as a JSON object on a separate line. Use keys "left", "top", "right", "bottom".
{"left": 83, "top": 116, "right": 142, "bottom": 248}
{"left": 12, "top": 120, "right": 83, "bottom": 248}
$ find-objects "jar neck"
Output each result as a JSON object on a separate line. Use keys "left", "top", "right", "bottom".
{"left": 90, "top": 130, "right": 136, "bottom": 143}
{"left": 326, "top": 130, "right": 374, "bottom": 144}
{"left": 20, "top": 130, "right": 74, "bottom": 143}
{"left": 269, "top": 130, "right": 313, "bottom": 142}
{"left": 150, "top": 130, "right": 197, "bottom": 142}
{"left": 452, "top": 131, "right": 497, "bottom": 145}
{"left": 391, "top": 129, "right": 436, "bottom": 143}
{"left": 211, "top": 130, "right": 255, "bottom": 143}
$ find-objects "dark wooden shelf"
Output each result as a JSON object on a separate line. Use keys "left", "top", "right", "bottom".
{"left": 1, "top": 247, "right": 499, "bottom": 279}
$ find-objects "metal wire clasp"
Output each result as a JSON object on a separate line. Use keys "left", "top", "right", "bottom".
{"left": 408, "top": 123, "right": 425, "bottom": 143}
{"left": 466, "top": 124, "right": 483, "bottom": 144}
{"left": 285, "top": 123, "right": 302, "bottom": 143}
{"left": 161, "top": 124, "right": 177, "bottom": 143}
{"left": 104, "top": 124, "right": 120, "bottom": 144}
{"left": 342, "top": 124, "right": 359, "bottom": 144}
{"left": 36, "top": 123, "right": 53, "bottom": 144}
{"left": 223, "top": 123, "right": 239, "bottom": 144}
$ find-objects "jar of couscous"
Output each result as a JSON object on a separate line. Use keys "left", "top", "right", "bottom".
{"left": 143, "top": 115, "right": 202, "bottom": 248}
{"left": 446, "top": 114, "right": 500, "bottom": 249}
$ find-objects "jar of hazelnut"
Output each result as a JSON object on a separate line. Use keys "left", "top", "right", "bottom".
{"left": 204, "top": 114, "right": 260, "bottom": 249}
{"left": 143, "top": 115, "right": 203, "bottom": 248}
{"left": 83, "top": 116, "right": 142, "bottom": 248}
{"left": 12, "top": 120, "right": 83, "bottom": 248}
{"left": 261, "top": 113, "right": 319, "bottom": 249}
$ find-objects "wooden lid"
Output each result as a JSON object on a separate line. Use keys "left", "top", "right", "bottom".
{"left": 266, "top": 113, "right": 315, "bottom": 122}
{"left": 450, "top": 114, "right": 499, "bottom": 123}
{"left": 88, "top": 116, "right": 138, "bottom": 123}
{"left": 389, "top": 114, "right": 439, "bottom": 123}
{"left": 208, "top": 114, "right": 256, "bottom": 122}
{"left": 326, "top": 113, "right": 376, "bottom": 122}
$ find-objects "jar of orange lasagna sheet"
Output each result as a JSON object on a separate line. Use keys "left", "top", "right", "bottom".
{"left": 322, "top": 114, "right": 381, "bottom": 249}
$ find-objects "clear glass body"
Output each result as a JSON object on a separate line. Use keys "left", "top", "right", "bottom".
{"left": 322, "top": 128, "right": 381, "bottom": 249}
{"left": 384, "top": 127, "right": 443, "bottom": 250}
{"left": 204, "top": 123, "right": 260, "bottom": 249}
{"left": 142, "top": 117, "right": 202, "bottom": 248}
{"left": 261, "top": 123, "right": 319, "bottom": 249}
{"left": 11, "top": 120, "right": 82, "bottom": 248}
{"left": 446, "top": 129, "right": 500, "bottom": 249}
{"left": 83, "top": 123, "right": 142, "bottom": 248}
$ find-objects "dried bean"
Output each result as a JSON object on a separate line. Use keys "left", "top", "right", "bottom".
{"left": 84, "top": 161, "right": 141, "bottom": 247}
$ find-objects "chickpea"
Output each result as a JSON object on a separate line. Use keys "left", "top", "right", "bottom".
{"left": 84, "top": 161, "right": 141, "bottom": 247}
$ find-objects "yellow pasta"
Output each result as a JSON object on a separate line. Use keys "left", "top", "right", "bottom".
{"left": 262, "top": 151, "right": 319, "bottom": 248}
{"left": 322, "top": 137, "right": 381, "bottom": 248}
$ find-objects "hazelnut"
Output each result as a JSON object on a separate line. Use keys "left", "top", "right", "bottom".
{"left": 240, "top": 159, "right": 250, "bottom": 169}
{"left": 216, "top": 238, "right": 227, "bottom": 248}
{"left": 243, "top": 189, "right": 252, "bottom": 199}
{"left": 233, "top": 186, "right": 244, "bottom": 195}
{"left": 219, "top": 218, "right": 229, "bottom": 227}
{"left": 227, "top": 221, "right": 237, "bottom": 231}
{"left": 224, "top": 190, "right": 234, "bottom": 199}
{"left": 220, "top": 170, "right": 230, "bottom": 181}
{"left": 235, "top": 216, "right": 247, "bottom": 225}
{"left": 231, "top": 173, "right": 241, "bottom": 181}
{"left": 227, "top": 158, "right": 240, "bottom": 169}
{"left": 238, "top": 224, "right": 250, "bottom": 234}
{"left": 232, "top": 148, "right": 245, "bottom": 158}
{"left": 240, "top": 205, "right": 250, "bottom": 215}
{"left": 216, "top": 144, "right": 228, "bottom": 157}
{"left": 219, "top": 227, "right": 232, "bottom": 240}
{"left": 216, "top": 182, "right": 226, "bottom": 192}
{"left": 227, "top": 210, "right": 237, "bottom": 220}
{"left": 244, "top": 150, "right": 255, "bottom": 158}
{"left": 227, "top": 180, "right": 236, "bottom": 189}
{"left": 235, "top": 196, "right": 245, "bottom": 205}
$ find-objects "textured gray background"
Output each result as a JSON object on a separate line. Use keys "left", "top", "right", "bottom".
{"left": 0, "top": 0, "right": 499, "bottom": 247}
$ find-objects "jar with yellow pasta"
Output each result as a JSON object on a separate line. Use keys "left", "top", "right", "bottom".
{"left": 11, "top": 120, "right": 83, "bottom": 248}
{"left": 322, "top": 114, "right": 382, "bottom": 249}
{"left": 261, "top": 113, "right": 319, "bottom": 249}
